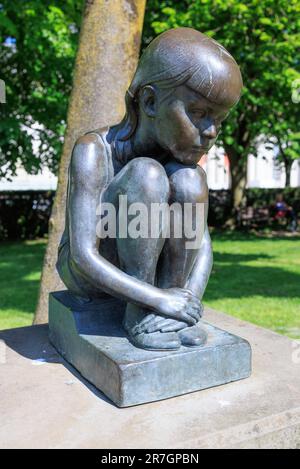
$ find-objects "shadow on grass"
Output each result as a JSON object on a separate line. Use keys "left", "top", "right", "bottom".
{"left": 0, "top": 240, "right": 47, "bottom": 315}
{"left": 205, "top": 252, "right": 300, "bottom": 302}
{"left": 211, "top": 230, "right": 300, "bottom": 243}
{"left": 213, "top": 252, "right": 273, "bottom": 264}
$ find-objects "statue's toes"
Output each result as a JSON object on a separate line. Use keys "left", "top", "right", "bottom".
{"left": 129, "top": 331, "right": 181, "bottom": 351}
{"left": 178, "top": 324, "right": 207, "bottom": 347}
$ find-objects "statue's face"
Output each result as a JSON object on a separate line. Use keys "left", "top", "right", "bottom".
{"left": 154, "top": 84, "right": 239, "bottom": 165}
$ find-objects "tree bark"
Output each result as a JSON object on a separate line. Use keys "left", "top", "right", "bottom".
{"left": 34, "top": 0, "right": 146, "bottom": 324}
{"left": 277, "top": 138, "right": 292, "bottom": 188}
{"left": 285, "top": 161, "right": 292, "bottom": 187}
{"left": 224, "top": 143, "right": 248, "bottom": 227}
{"left": 230, "top": 155, "right": 247, "bottom": 211}
{"left": 281, "top": 157, "right": 292, "bottom": 188}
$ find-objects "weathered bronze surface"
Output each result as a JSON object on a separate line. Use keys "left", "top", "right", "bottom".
{"left": 49, "top": 291, "right": 251, "bottom": 407}
{"left": 55, "top": 28, "right": 243, "bottom": 351}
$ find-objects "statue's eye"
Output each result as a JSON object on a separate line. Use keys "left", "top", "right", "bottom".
{"left": 190, "top": 109, "right": 206, "bottom": 119}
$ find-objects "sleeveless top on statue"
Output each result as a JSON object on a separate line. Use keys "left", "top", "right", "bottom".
{"left": 56, "top": 127, "right": 124, "bottom": 300}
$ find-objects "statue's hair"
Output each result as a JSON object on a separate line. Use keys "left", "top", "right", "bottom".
{"left": 115, "top": 27, "right": 242, "bottom": 142}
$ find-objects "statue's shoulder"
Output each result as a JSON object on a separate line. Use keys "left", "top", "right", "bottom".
{"left": 72, "top": 127, "right": 112, "bottom": 164}
{"left": 70, "top": 127, "right": 112, "bottom": 183}
{"left": 85, "top": 126, "right": 110, "bottom": 142}
{"left": 74, "top": 126, "right": 110, "bottom": 151}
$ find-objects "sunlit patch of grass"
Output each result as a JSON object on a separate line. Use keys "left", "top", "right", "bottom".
{"left": 1, "top": 233, "right": 300, "bottom": 341}
{"left": 204, "top": 231, "right": 300, "bottom": 339}
{"left": 0, "top": 239, "right": 47, "bottom": 330}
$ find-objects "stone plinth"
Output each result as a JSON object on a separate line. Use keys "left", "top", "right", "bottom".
{"left": 48, "top": 291, "right": 251, "bottom": 407}
{"left": 0, "top": 308, "right": 300, "bottom": 448}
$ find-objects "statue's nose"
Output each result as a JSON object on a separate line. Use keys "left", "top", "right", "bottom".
{"left": 202, "top": 123, "right": 217, "bottom": 139}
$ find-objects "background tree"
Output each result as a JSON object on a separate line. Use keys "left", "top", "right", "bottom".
{"left": 34, "top": 0, "right": 146, "bottom": 323}
{"left": 1, "top": 0, "right": 299, "bottom": 321}
{"left": 275, "top": 118, "right": 300, "bottom": 187}
{"left": 0, "top": 0, "right": 83, "bottom": 178}
{"left": 2, "top": 0, "right": 299, "bottom": 201}
{"left": 143, "top": 0, "right": 300, "bottom": 211}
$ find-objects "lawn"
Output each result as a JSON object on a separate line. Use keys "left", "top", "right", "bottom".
{"left": 204, "top": 231, "right": 300, "bottom": 339}
{"left": 0, "top": 239, "right": 46, "bottom": 330}
{"left": 0, "top": 233, "right": 299, "bottom": 339}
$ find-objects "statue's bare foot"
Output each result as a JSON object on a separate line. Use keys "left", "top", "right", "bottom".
{"left": 129, "top": 330, "right": 181, "bottom": 351}
{"left": 123, "top": 305, "right": 181, "bottom": 350}
{"left": 133, "top": 315, "right": 188, "bottom": 334}
{"left": 178, "top": 324, "right": 207, "bottom": 347}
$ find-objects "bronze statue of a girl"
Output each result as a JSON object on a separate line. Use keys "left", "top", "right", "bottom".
{"left": 57, "top": 28, "right": 243, "bottom": 351}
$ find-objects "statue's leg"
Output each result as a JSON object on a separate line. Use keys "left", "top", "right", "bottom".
{"left": 156, "top": 161, "right": 208, "bottom": 346}
{"left": 100, "top": 157, "right": 181, "bottom": 350}
{"left": 158, "top": 162, "right": 207, "bottom": 288}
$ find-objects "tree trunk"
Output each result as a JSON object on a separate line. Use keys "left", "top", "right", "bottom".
{"left": 224, "top": 144, "right": 248, "bottom": 227}
{"left": 277, "top": 137, "right": 292, "bottom": 188}
{"left": 284, "top": 159, "right": 292, "bottom": 187}
{"left": 34, "top": 0, "right": 146, "bottom": 324}
{"left": 231, "top": 158, "right": 247, "bottom": 211}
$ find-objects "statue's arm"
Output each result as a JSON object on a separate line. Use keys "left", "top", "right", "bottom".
{"left": 185, "top": 224, "right": 213, "bottom": 299}
{"left": 68, "top": 133, "right": 166, "bottom": 310}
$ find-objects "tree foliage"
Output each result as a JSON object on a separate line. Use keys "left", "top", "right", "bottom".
{"left": 143, "top": 0, "right": 300, "bottom": 197}
{"left": 0, "top": 0, "right": 83, "bottom": 179}
{"left": 1, "top": 0, "right": 299, "bottom": 197}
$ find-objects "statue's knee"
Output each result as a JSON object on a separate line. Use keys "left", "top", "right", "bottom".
{"left": 126, "top": 157, "right": 169, "bottom": 200}
{"left": 166, "top": 163, "right": 208, "bottom": 204}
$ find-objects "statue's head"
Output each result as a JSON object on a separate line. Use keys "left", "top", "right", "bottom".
{"left": 118, "top": 27, "right": 243, "bottom": 165}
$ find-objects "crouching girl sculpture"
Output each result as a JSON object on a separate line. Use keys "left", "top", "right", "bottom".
{"left": 57, "top": 28, "right": 242, "bottom": 351}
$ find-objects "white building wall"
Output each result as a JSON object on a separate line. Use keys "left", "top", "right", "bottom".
{"left": 0, "top": 121, "right": 59, "bottom": 191}
{"left": 200, "top": 142, "right": 299, "bottom": 190}
{"left": 0, "top": 162, "right": 57, "bottom": 191}
{"left": 246, "top": 141, "right": 286, "bottom": 188}
{"left": 1, "top": 145, "right": 299, "bottom": 192}
{"left": 199, "top": 145, "right": 231, "bottom": 190}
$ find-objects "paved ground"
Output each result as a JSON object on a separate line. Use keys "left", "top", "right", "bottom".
{"left": 0, "top": 308, "right": 300, "bottom": 449}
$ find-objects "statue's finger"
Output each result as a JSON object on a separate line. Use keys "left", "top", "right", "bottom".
{"left": 135, "top": 313, "right": 156, "bottom": 329}
{"left": 188, "top": 309, "right": 200, "bottom": 322}
{"left": 144, "top": 318, "right": 173, "bottom": 333}
{"left": 131, "top": 316, "right": 156, "bottom": 335}
{"left": 182, "top": 314, "right": 196, "bottom": 325}
{"left": 160, "top": 321, "right": 187, "bottom": 332}
{"left": 136, "top": 314, "right": 164, "bottom": 333}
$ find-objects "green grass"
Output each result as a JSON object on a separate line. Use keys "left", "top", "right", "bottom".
{"left": 204, "top": 231, "right": 300, "bottom": 339}
{"left": 0, "top": 233, "right": 299, "bottom": 339}
{"left": 0, "top": 239, "right": 47, "bottom": 329}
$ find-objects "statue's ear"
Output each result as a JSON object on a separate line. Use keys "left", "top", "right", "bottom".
{"left": 140, "top": 85, "right": 157, "bottom": 118}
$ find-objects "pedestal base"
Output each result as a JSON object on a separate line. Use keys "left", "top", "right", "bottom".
{"left": 48, "top": 291, "right": 251, "bottom": 407}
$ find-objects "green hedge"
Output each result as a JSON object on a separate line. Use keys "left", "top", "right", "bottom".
{"left": 246, "top": 188, "right": 300, "bottom": 211}
{"left": 208, "top": 188, "right": 300, "bottom": 227}
{"left": 0, "top": 188, "right": 299, "bottom": 240}
{"left": 0, "top": 191, "right": 55, "bottom": 240}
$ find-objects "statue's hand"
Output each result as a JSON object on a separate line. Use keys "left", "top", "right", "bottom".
{"left": 133, "top": 315, "right": 187, "bottom": 335}
{"left": 157, "top": 288, "right": 203, "bottom": 325}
